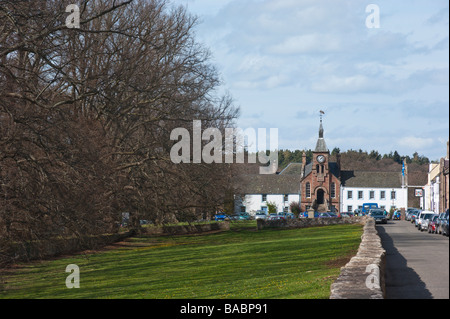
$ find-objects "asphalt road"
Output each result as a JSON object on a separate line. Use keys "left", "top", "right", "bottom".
{"left": 377, "top": 220, "right": 449, "bottom": 299}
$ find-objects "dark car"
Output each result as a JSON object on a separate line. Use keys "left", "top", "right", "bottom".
{"left": 442, "top": 216, "right": 449, "bottom": 237}
{"left": 369, "top": 209, "right": 387, "bottom": 224}
{"left": 339, "top": 212, "right": 354, "bottom": 218}
{"left": 437, "top": 210, "right": 449, "bottom": 234}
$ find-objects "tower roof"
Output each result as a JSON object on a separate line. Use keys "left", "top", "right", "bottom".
{"left": 314, "top": 118, "right": 328, "bottom": 152}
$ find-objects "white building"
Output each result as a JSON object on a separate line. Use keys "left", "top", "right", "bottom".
{"left": 234, "top": 172, "right": 301, "bottom": 216}
{"left": 424, "top": 163, "right": 440, "bottom": 213}
{"left": 340, "top": 171, "right": 407, "bottom": 213}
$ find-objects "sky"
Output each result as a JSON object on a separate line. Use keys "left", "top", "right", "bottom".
{"left": 171, "top": 0, "right": 449, "bottom": 161}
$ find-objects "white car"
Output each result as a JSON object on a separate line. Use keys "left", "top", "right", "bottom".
{"left": 417, "top": 211, "right": 437, "bottom": 231}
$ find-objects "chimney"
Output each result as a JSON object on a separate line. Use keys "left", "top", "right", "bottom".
{"left": 336, "top": 152, "right": 341, "bottom": 177}
{"left": 447, "top": 140, "right": 449, "bottom": 159}
{"left": 302, "top": 152, "right": 306, "bottom": 178}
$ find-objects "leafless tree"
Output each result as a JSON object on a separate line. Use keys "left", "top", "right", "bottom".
{"left": 0, "top": 0, "right": 239, "bottom": 265}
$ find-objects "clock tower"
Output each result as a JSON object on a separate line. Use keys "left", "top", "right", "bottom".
{"left": 313, "top": 116, "right": 330, "bottom": 183}
{"left": 300, "top": 114, "right": 340, "bottom": 213}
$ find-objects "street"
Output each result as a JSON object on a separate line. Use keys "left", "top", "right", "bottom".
{"left": 377, "top": 220, "right": 449, "bottom": 299}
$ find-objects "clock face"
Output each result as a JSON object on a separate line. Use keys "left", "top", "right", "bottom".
{"left": 317, "top": 155, "right": 325, "bottom": 163}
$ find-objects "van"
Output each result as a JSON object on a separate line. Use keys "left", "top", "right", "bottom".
{"left": 362, "top": 203, "right": 378, "bottom": 214}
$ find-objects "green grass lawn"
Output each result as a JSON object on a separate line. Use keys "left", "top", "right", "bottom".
{"left": 0, "top": 221, "right": 362, "bottom": 299}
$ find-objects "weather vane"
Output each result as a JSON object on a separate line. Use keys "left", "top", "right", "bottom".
{"left": 320, "top": 110, "right": 325, "bottom": 122}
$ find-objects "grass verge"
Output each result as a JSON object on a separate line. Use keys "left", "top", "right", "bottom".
{"left": 0, "top": 221, "right": 362, "bottom": 299}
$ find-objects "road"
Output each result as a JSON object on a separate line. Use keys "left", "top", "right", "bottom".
{"left": 377, "top": 220, "right": 449, "bottom": 299}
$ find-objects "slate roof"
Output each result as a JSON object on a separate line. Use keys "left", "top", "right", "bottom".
{"left": 340, "top": 170, "right": 403, "bottom": 188}
{"left": 235, "top": 174, "right": 301, "bottom": 195}
{"left": 279, "top": 163, "right": 303, "bottom": 175}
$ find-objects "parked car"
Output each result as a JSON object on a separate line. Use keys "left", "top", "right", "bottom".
{"left": 369, "top": 209, "right": 387, "bottom": 224}
{"left": 419, "top": 213, "right": 438, "bottom": 232}
{"left": 230, "top": 213, "right": 251, "bottom": 221}
{"left": 255, "top": 211, "right": 268, "bottom": 220}
{"left": 441, "top": 216, "right": 449, "bottom": 236}
{"left": 427, "top": 215, "right": 440, "bottom": 233}
{"left": 317, "top": 212, "right": 334, "bottom": 218}
{"left": 339, "top": 212, "right": 354, "bottom": 218}
{"left": 214, "top": 212, "right": 230, "bottom": 221}
{"left": 285, "top": 213, "right": 295, "bottom": 219}
{"left": 416, "top": 211, "right": 434, "bottom": 230}
{"left": 409, "top": 209, "right": 421, "bottom": 223}
{"left": 436, "top": 210, "right": 449, "bottom": 234}
{"left": 268, "top": 215, "right": 285, "bottom": 221}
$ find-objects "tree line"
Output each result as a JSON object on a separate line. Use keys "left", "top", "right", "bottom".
{"left": 277, "top": 148, "right": 431, "bottom": 171}
{"left": 0, "top": 0, "right": 239, "bottom": 265}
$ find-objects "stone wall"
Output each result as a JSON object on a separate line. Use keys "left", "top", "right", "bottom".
{"left": 142, "top": 222, "right": 230, "bottom": 236}
{"left": 3, "top": 231, "right": 134, "bottom": 265}
{"left": 330, "top": 218, "right": 386, "bottom": 299}
{"left": 256, "top": 216, "right": 367, "bottom": 230}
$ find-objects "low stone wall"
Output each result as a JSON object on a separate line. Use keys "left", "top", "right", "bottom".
{"left": 330, "top": 218, "right": 386, "bottom": 299}
{"left": 142, "top": 222, "right": 230, "bottom": 236}
{"left": 3, "top": 231, "right": 134, "bottom": 265}
{"left": 256, "top": 216, "right": 367, "bottom": 230}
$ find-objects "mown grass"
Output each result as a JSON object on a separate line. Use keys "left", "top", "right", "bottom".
{"left": 0, "top": 221, "right": 362, "bottom": 299}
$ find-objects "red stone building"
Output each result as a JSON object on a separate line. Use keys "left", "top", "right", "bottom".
{"left": 299, "top": 119, "right": 341, "bottom": 212}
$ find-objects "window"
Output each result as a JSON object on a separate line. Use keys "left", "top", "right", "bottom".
{"left": 391, "top": 191, "right": 396, "bottom": 200}
{"left": 369, "top": 191, "right": 375, "bottom": 199}
{"left": 284, "top": 194, "right": 289, "bottom": 202}
{"left": 347, "top": 191, "right": 353, "bottom": 199}
{"left": 331, "top": 183, "right": 336, "bottom": 198}
{"left": 306, "top": 182, "right": 311, "bottom": 198}
{"left": 358, "top": 191, "right": 363, "bottom": 200}
{"left": 380, "top": 206, "right": 385, "bottom": 210}
{"left": 380, "top": 191, "right": 386, "bottom": 200}
{"left": 347, "top": 206, "right": 353, "bottom": 212}
{"left": 240, "top": 206, "right": 246, "bottom": 213}
{"left": 262, "top": 194, "right": 267, "bottom": 202}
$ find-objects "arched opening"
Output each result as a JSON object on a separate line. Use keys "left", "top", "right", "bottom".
{"left": 317, "top": 189, "right": 325, "bottom": 205}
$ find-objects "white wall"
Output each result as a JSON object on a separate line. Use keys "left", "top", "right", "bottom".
{"left": 235, "top": 194, "right": 301, "bottom": 215}
{"left": 340, "top": 187, "right": 407, "bottom": 213}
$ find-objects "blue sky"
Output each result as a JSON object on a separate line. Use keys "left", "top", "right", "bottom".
{"left": 171, "top": 0, "right": 449, "bottom": 161}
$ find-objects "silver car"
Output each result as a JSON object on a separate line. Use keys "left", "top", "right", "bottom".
{"left": 415, "top": 211, "right": 428, "bottom": 228}
{"left": 418, "top": 212, "right": 437, "bottom": 231}
{"left": 255, "top": 211, "right": 268, "bottom": 220}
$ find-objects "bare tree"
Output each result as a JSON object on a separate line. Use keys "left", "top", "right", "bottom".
{"left": 0, "top": 0, "right": 239, "bottom": 265}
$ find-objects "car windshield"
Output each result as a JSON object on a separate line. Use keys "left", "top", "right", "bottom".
{"left": 423, "top": 214, "right": 434, "bottom": 219}
{"left": 370, "top": 210, "right": 384, "bottom": 216}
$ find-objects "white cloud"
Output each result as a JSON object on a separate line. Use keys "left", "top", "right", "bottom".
{"left": 398, "top": 137, "right": 435, "bottom": 149}
{"left": 173, "top": 0, "right": 449, "bottom": 160}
